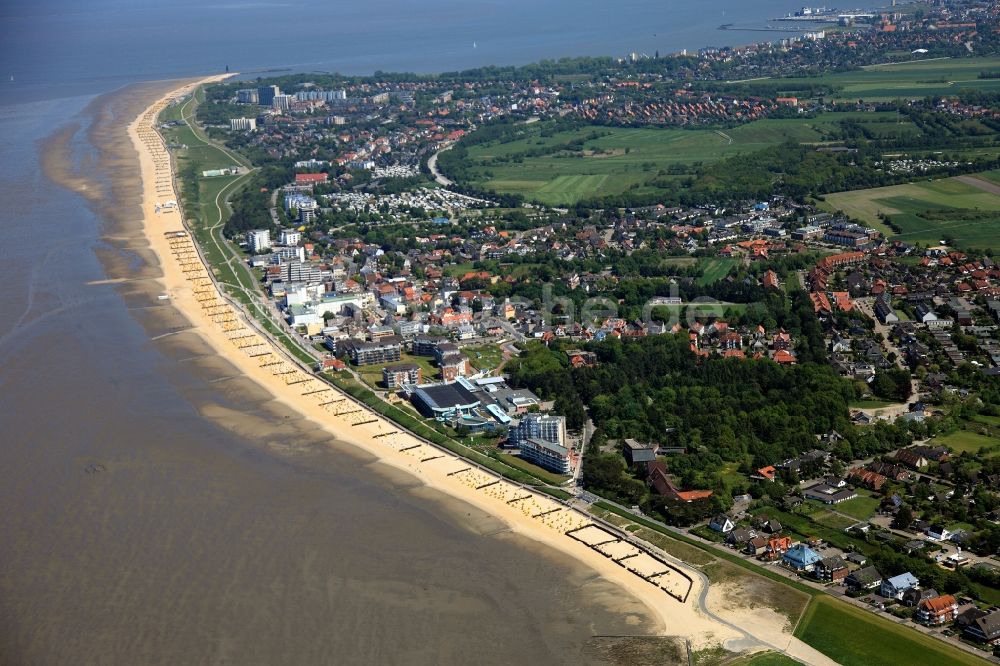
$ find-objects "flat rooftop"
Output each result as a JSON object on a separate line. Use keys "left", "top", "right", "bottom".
{"left": 414, "top": 381, "right": 479, "bottom": 411}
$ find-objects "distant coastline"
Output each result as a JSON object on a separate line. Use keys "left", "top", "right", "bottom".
{"left": 129, "top": 75, "right": 773, "bottom": 654}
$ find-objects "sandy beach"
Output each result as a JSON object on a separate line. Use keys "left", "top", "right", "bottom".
{"left": 128, "top": 76, "right": 835, "bottom": 662}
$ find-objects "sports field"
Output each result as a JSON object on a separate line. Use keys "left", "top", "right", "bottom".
{"left": 823, "top": 175, "right": 1000, "bottom": 251}
{"left": 753, "top": 56, "right": 1000, "bottom": 101}
{"left": 794, "top": 596, "right": 990, "bottom": 666}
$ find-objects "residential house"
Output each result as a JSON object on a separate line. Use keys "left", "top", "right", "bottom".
{"left": 763, "top": 536, "right": 793, "bottom": 560}
{"left": 903, "top": 587, "right": 938, "bottom": 607}
{"left": 762, "top": 519, "right": 783, "bottom": 534}
{"left": 896, "top": 449, "right": 928, "bottom": 470}
{"left": 814, "top": 555, "right": 850, "bottom": 582}
{"left": 709, "top": 514, "right": 736, "bottom": 533}
{"left": 927, "top": 525, "right": 953, "bottom": 542}
{"left": 881, "top": 572, "right": 920, "bottom": 600}
{"left": 848, "top": 468, "right": 887, "bottom": 491}
{"left": 868, "top": 461, "right": 911, "bottom": 482}
{"left": 726, "top": 528, "right": 757, "bottom": 548}
{"left": 745, "top": 536, "right": 769, "bottom": 556}
{"left": 956, "top": 607, "right": 988, "bottom": 632}
{"left": 649, "top": 468, "right": 713, "bottom": 503}
{"left": 783, "top": 544, "right": 822, "bottom": 572}
{"left": 752, "top": 466, "right": 777, "bottom": 482}
{"left": 339, "top": 338, "right": 402, "bottom": 366}
{"left": 440, "top": 353, "right": 471, "bottom": 381}
{"left": 965, "top": 610, "right": 1000, "bottom": 645}
{"left": 845, "top": 566, "right": 883, "bottom": 591}
{"left": 845, "top": 552, "right": 867, "bottom": 566}
{"left": 874, "top": 296, "right": 899, "bottom": 324}
{"left": 382, "top": 363, "right": 421, "bottom": 389}
{"left": 912, "top": 445, "right": 950, "bottom": 463}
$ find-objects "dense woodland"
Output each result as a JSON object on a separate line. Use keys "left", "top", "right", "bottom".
{"left": 505, "top": 327, "right": 924, "bottom": 522}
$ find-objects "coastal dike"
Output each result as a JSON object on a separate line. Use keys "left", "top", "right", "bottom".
{"left": 130, "top": 77, "right": 835, "bottom": 664}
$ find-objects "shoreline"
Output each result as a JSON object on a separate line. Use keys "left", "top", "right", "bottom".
{"left": 127, "top": 76, "right": 739, "bottom": 648}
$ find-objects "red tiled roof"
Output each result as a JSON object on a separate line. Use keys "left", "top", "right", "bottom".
{"left": 773, "top": 350, "right": 796, "bottom": 364}
{"left": 920, "top": 595, "right": 957, "bottom": 614}
{"left": 295, "top": 173, "right": 328, "bottom": 183}
{"left": 810, "top": 292, "right": 832, "bottom": 313}
{"left": 756, "top": 465, "right": 777, "bottom": 480}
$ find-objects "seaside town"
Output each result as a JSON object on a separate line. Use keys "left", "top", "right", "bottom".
{"left": 138, "top": 0, "right": 1000, "bottom": 662}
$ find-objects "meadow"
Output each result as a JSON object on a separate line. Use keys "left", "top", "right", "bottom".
{"left": 751, "top": 56, "right": 1000, "bottom": 101}
{"left": 460, "top": 107, "right": 966, "bottom": 205}
{"left": 935, "top": 429, "right": 1000, "bottom": 456}
{"left": 823, "top": 175, "right": 1000, "bottom": 251}
{"left": 832, "top": 494, "right": 881, "bottom": 521}
{"left": 696, "top": 258, "right": 739, "bottom": 285}
{"left": 463, "top": 119, "right": 829, "bottom": 205}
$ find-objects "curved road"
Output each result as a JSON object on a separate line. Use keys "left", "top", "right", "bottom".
{"left": 427, "top": 143, "right": 454, "bottom": 186}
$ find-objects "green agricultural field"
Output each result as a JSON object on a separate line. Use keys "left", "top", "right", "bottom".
{"left": 823, "top": 175, "right": 1000, "bottom": 251}
{"left": 462, "top": 119, "right": 826, "bottom": 205}
{"left": 760, "top": 56, "right": 1000, "bottom": 101}
{"left": 794, "top": 596, "right": 989, "bottom": 666}
{"left": 459, "top": 103, "right": 996, "bottom": 206}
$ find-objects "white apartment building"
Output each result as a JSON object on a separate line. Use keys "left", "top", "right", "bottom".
{"left": 229, "top": 117, "right": 257, "bottom": 131}
{"left": 246, "top": 229, "right": 270, "bottom": 253}
{"left": 508, "top": 413, "right": 566, "bottom": 448}
{"left": 520, "top": 438, "right": 571, "bottom": 474}
{"left": 272, "top": 94, "right": 294, "bottom": 111}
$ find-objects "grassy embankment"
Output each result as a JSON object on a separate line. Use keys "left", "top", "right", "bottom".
{"left": 794, "top": 596, "right": 989, "bottom": 666}
{"left": 159, "top": 88, "right": 315, "bottom": 365}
